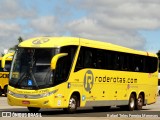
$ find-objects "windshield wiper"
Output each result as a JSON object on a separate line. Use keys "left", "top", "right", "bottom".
{"left": 27, "top": 49, "right": 39, "bottom": 89}
{"left": 14, "top": 69, "right": 39, "bottom": 89}
{"left": 15, "top": 73, "right": 27, "bottom": 88}
{"left": 30, "top": 71, "right": 39, "bottom": 89}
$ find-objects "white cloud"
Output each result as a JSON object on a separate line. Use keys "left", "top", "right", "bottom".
{"left": 68, "top": 17, "right": 145, "bottom": 49}
{"left": 0, "top": 0, "right": 160, "bottom": 53}
{"left": 66, "top": 0, "right": 160, "bottom": 50}
{"left": 0, "top": 0, "right": 38, "bottom": 54}
{"left": 0, "top": 22, "right": 22, "bottom": 54}
{"left": 26, "top": 16, "right": 67, "bottom": 38}
{"left": 30, "top": 16, "right": 58, "bottom": 34}
{"left": 0, "top": 0, "right": 36, "bottom": 19}
{"left": 0, "top": 22, "right": 21, "bottom": 35}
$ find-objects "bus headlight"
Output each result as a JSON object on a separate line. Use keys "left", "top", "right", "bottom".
{"left": 40, "top": 89, "right": 58, "bottom": 97}
{"left": 8, "top": 90, "right": 15, "bottom": 95}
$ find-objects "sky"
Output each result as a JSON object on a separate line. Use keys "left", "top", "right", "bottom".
{"left": 0, "top": 0, "right": 160, "bottom": 54}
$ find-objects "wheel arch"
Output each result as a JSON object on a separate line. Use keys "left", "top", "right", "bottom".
{"left": 69, "top": 91, "right": 81, "bottom": 107}
{"left": 138, "top": 91, "right": 145, "bottom": 105}
{"left": 130, "top": 91, "right": 137, "bottom": 99}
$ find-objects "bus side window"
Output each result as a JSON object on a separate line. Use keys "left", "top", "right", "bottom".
{"left": 96, "top": 50, "right": 105, "bottom": 69}
{"left": 114, "top": 54, "right": 121, "bottom": 70}
{"left": 146, "top": 57, "right": 158, "bottom": 73}
{"left": 120, "top": 54, "right": 127, "bottom": 71}
{"left": 84, "top": 50, "right": 93, "bottom": 68}
{"left": 3, "top": 61, "right": 11, "bottom": 72}
{"left": 75, "top": 48, "right": 84, "bottom": 72}
{"left": 75, "top": 47, "right": 96, "bottom": 71}
{"left": 134, "top": 56, "right": 144, "bottom": 72}
{"left": 106, "top": 52, "right": 112, "bottom": 69}
{"left": 134, "top": 56, "right": 139, "bottom": 72}
{"left": 55, "top": 46, "right": 77, "bottom": 83}
{"left": 127, "top": 55, "right": 135, "bottom": 71}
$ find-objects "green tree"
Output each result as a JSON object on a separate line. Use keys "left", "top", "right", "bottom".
{"left": 157, "top": 50, "right": 160, "bottom": 59}
{"left": 9, "top": 36, "right": 23, "bottom": 52}
{"left": 1, "top": 36, "right": 23, "bottom": 56}
{"left": 18, "top": 36, "right": 23, "bottom": 43}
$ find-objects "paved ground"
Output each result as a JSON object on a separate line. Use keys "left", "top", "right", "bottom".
{"left": 0, "top": 96, "right": 160, "bottom": 120}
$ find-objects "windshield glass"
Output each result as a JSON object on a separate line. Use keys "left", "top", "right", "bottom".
{"left": 9, "top": 48, "right": 58, "bottom": 89}
{"left": 9, "top": 46, "right": 77, "bottom": 90}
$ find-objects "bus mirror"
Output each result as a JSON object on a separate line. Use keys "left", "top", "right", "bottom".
{"left": 1, "top": 53, "right": 14, "bottom": 68}
{"left": 51, "top": 53, "right": 68, "bottom": 70}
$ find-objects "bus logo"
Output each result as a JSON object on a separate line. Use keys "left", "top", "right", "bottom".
{"left": 32, "top": 38, "right": 49, "bottom": 44}
{"left": 24, "top": 95, "right": 28, "bottom": 98}
{"left": 84, "top": 70, "right": 94, "bottom": 92}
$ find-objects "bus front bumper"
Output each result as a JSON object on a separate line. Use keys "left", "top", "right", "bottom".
{"left": 7, "top": 92, "right": 56, "bottom": 108}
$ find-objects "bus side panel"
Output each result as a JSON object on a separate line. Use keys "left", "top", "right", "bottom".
{"left": 0, "top": 72, "right": 9, "bottom": 89}
{"left": 70, "top": 69, "right": 158, "bottom": 107}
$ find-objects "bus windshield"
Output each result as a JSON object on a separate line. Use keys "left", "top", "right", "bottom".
{"left": 9, "top": 48, "right": 58, "bottom": 89}
{"left": 0, "top": 60, "right": 12, "bottom": 72}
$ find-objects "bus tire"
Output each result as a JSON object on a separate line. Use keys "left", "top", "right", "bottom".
{"left": 63, "top": 95, "right": 78, "bottom": 114}
{"left": 28, "top": 107, "right": 40, "bottom": 113}
{"left": 128, "top": 94, "right": 136, "bottom": 111}
{"left": 4, "top": 85, "right": 8, "bottom": 97}
{"left": 136, "top": 94, "right": 143, "bottom": 110}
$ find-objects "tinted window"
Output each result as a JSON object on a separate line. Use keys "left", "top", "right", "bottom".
{"left": 54, "top": 46, "right": 77, "bottom": 85}
{"left": 0, "top": 60, "right": 11, "bottom": 72}
{"left": 74, "top": 46, "right": 158, "bottom": 73}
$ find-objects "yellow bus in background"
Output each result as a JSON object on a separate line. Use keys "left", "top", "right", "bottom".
{"left": 158, "top": 73, "right": 160, "bottom": 95}
{"left": 4, "top": 37, "right": 158, "bottom": 113}
{"left": 0, "top": 57, "right": 12, "bottom": 96}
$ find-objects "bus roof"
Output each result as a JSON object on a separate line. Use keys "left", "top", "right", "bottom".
{"left": 18, "top": 37, "right": 157, "bottom": 57}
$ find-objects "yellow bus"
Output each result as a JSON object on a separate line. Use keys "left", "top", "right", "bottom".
{"left": 4, "top": 37, "right": 158, "bottom": 113}
{"left": 158, "top": 73, "right": 160, "bottom": 95}
{"left": 0, "top": 56, "right": 12, "bottom": 96}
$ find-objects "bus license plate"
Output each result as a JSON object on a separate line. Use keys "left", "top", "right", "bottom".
{"left": 22, "top": 100, "right": 30, "bottom": 105}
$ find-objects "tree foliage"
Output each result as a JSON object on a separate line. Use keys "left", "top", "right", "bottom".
{"left": 157, "top": 50, "right": 160, "bottom": 60}
{"left": 1, "top": 36, "right": 24, "bottom": 56}
{"left": 9, "top": 36, "right": 23, "bottom": 51}
{"left": 18, "top": 36, "right": 23, "bottom": 43}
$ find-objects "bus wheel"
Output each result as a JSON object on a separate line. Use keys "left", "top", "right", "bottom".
{"left": 136, "top": 94, "right": 143, "bottom": 110}
{"left": 4, "top": 86, "right": 8, "bottom": 97}
{"left": 28, "top": 107, "right": 40, "bottom": 113}
{"left": 63, "top": 95, "right": 78, "bottom": 114}
{"left": 128, "top": 94, "right": 135, "bottom": 111}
